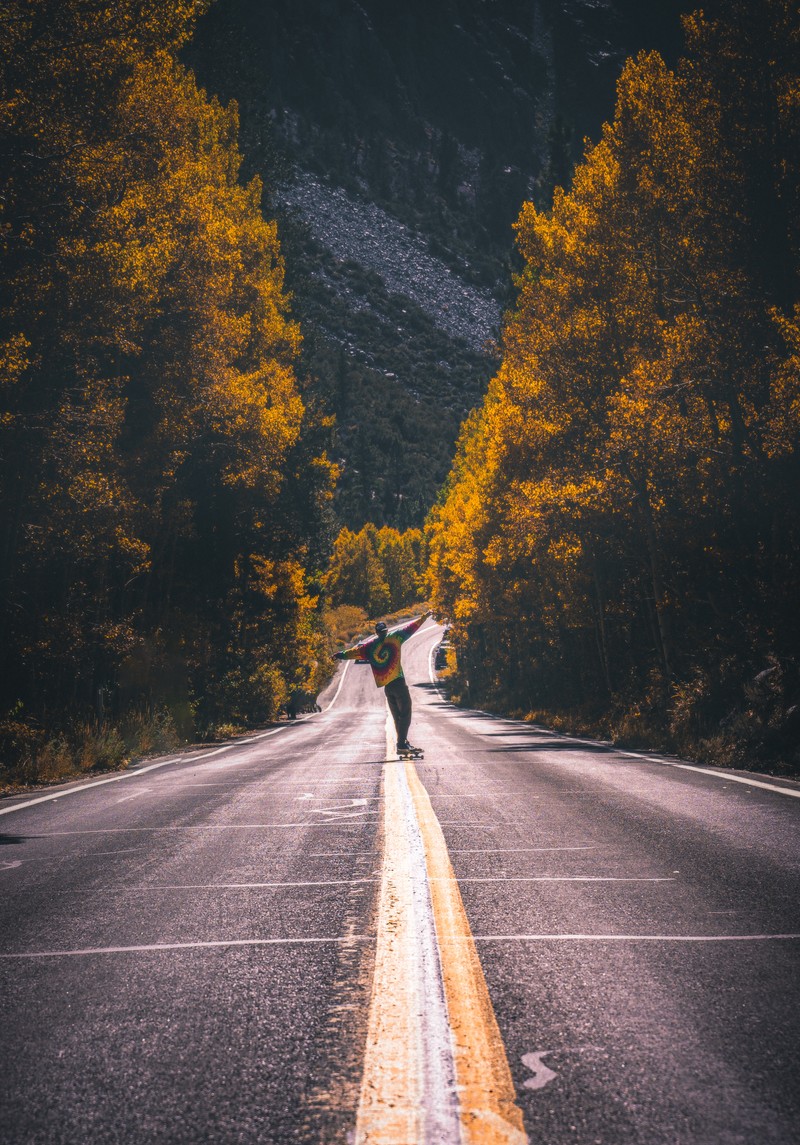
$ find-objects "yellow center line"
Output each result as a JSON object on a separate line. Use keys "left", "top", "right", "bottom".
{"left": 354, "top": 714, "right": 527, "bottom": 1144}
{"left": 405, "top": 760, "right": 528, "bottom": 1145}
{"left": 355, "top": 757, "right": 426, "bottom": 1142}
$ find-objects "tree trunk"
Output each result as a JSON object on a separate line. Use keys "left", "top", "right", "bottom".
{"left": 592, "top": 560, "right": 613, "bottom": 694}
{"left": 638, "top": 482, "right": 673, "bottom": 681}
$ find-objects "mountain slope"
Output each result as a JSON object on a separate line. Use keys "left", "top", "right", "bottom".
{"left": 188, "top": 0, "right": 691, "bottom": 528}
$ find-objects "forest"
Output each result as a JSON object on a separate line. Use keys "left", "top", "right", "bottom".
{"left": 427, "top": 0, "right": 800, "bottom": 774}
{"left": 1, "top": 0, "right": 798, "bottom": 784}
{"left": 0, "top": 0, "right": 336, "bottom": 781}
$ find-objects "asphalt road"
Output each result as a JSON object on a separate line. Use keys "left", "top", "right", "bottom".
{"left": 1, "top": 621, "right": 799, "bottom": 1144}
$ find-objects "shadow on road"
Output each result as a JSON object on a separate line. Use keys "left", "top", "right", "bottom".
{"left": 411, "top": 682, "right": 452, "bottom": 709}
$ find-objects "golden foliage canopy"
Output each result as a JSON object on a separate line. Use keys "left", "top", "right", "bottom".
{"left": 325, "top": 523, "right": 425, "bottom": 618}
{"left": 0, "top": 0, "right": 335, "bottom": 733}
{"left": 426, "top": 0, "right": 800, "bottom": 754}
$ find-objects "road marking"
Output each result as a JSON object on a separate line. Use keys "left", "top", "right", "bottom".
{"left": 402, "top": 620, "right": 438, "bottom": 645}
{"left": 521, "top": 1052, "right": 558, "bottom": 1091}
{"left": 92, "top": 849, "right": 144, "bottom": 855}
{"left": 66, "top": 879, "right": 378, "bottom": 891}
{"left": 308, "top": 798, "right": 373, "bottom": 816}
{"left": 22, "top": 822, "right": 373, "bottom": 836}
{"left": 0, "top": 669, "right": 363, "bottom": 819}
{"left": 309, "top": 851, "right": 377, "bottom": 858}
{"left": 433, "top": 877, "right": 675, "bottom": 883}
{"left": 619, "top": 755, "right": 800, "bottom": 799}
{"left": 0, "top": 757, "right": 184, "bottom": 817}
{"left": 506, "top": 725, "right": 800, "bottom": 800}
{"left": 423, "top": 820, "right": 496, "bottom": 825}
{"left": 277, "top": 779, "right": 371, "bottom": 785}
{"left": 357, "top": 712, "right": 528, "bottom": 1143}
{"left": 430, "top": 793, "right": 529, "bottom": 799}
{"left": 1, "top": 860, "right": 22, "bottom": 871}
{"left": 323, "top": 656, "right": 351, "bottom": 711}
{"left": 355, "top": 720, "right": 461, "bottom": 1144}
{"left": 426, "top": 644, "right": 800, "bottom": 801}
{"left": 404, "top": 754, "right": 528, "bottom": 1144}
{"left": 313, "top": 808, "right": 372, "bottom": 822}
{"left": 0, "top": 936, "right": 375, "bottom": 959}
{"left": 115, "top": 787, "right": 152, "bottom": 804}
{"left": 194, "top": 747, "right": 251, "bottom": 761}
{"left": 449, "top": 847, "right": 598, "bottom": 854}
{"left": 465, "top": 933, "right": 800, "bottom": 943}
{"left": 0, "top": 718, "right": 301, "bottom": 819}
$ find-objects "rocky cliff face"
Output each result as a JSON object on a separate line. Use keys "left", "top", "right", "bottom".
{"left": 188, "top": 0, "right": 690, "bottom": 528}
{"left": 280, "top": 175, "right": 501, "bottom": 351}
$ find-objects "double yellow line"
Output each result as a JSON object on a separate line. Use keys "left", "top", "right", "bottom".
{"left": 355, "top": 719, "right": 527, "bottom": 1144}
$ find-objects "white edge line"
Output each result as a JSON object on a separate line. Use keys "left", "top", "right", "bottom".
{"left": 426, "top": 638, "right": 800, "bottom": 802}
{"left": 466, "top": 933, "right": 800, "bottom": 943}
{"left": 560, "top": 732, "right": 800, "bottom": 799}
{"left": 620, "top": 755, "right": 800, "bottom": 799}
{"left": 0, "top": 936, "right": 375, "bottom": 959}
{"left": 323, "top": 656, "right": 351, "bottom": 711}
{"left": 1, "top": 620, "right": 425, "bottom": 818}
{"left": 402, "top": 619, "right": 439, "bottom": 644}
{"left": 0, "top": 756, "right": 186, "bottom": 818}
{"left": 0, "top": 654, "right": 359, "bottom": 819}
{"left": 0, "top": 725, "right": 301, "bottom": 818}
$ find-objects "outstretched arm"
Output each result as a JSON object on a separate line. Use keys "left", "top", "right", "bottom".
{"left": 396, "top": 610, "right": 433, "bottom": 643}
{"left": 333, "top": 640, "right": 372, "bottom": 662}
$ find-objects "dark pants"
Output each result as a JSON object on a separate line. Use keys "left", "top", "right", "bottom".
{"left": 385, "top": 677, "right": 412, "bottom": 744}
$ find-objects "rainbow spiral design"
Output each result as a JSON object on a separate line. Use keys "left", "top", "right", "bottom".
{"left": 359, "top": 634, "right": 404, "bottom": 687}
{"left": 346, "top": 614, "right": 428, "bottom": 688}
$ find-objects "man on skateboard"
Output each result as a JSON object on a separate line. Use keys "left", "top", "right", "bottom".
{"left": 334, "top": 611, "right": 432, "bottom": 756}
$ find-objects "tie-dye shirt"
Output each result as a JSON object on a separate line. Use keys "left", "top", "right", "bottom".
{"left": 340, "top": 614, "right": 429, "bottom": 688}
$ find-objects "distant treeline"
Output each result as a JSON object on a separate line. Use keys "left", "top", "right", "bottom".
{"left": 325, "top": 524, "right": 425, "bottom": 618}
{"left": 0, "top": 1, "right": 335, "bottom": 780}
{"left": 427, "top": 0, "right": 800, "bottom": 773}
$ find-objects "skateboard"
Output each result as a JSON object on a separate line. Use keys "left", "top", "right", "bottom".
{"left": 397, "top": 746, "right": 424, "bottom": 760}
